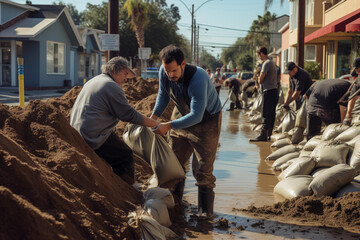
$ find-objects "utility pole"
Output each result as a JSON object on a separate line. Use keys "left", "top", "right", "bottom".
{"left": 297, "top": 0, "right": 305, "bottom": 68}
{"left": 196, "top": 25, "right": 200, "bottom": 64}
{"left": 108, "top": 0, "right": 119, "bottom": 59}
{"left": 191, "top": 4, "right": 194, "bottom": 64}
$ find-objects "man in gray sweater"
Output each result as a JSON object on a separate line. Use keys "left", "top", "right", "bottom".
{"left": 70, "top": 57, "right": 158, "bottom": 185}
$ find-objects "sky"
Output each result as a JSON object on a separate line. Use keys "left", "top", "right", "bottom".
{"left": 12, "top": 0, "right": 290, "bottom": 58}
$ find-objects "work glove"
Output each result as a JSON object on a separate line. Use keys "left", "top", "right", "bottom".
{"left": 283, "top": 105, "right": 291, "bottom": 111}
{"left": 342, "top": 118, "right": 351, "bottom": 126}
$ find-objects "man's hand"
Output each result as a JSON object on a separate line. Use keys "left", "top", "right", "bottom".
{"left": 342, "top": 118, "right": 351, "bottom": 126}
{"left": 153, "top": 122, "right": 172, "bottom": 135}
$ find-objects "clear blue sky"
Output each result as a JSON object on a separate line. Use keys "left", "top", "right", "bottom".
{"left": 13, "top": 0, "right": 290, "bottom": 58}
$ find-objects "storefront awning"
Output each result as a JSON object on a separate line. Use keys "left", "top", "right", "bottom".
{"left": 346, "top": 18, "right": 360, "bottom": 32}
{"left": 305, "top": 9, "right": 360, "bottom": 43}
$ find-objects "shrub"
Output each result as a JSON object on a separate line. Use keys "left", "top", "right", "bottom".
{"left": 304, "top": 61, "right": 321, "bottom": 80}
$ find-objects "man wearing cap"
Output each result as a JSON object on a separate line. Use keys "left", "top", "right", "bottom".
{"left": 151, "top": 45, "right": 222, "bottom": 218}
{"left": 283, "top": 62, "right": 313, "bottom": 110}
{"left": 70, "top": 56, "right": 159, "bottom": 185}
{"left": 250, "top": 46, "right": 279, "bottom": 142}
{"left": 211, "top": 67, "right": 223, "bottom": 94}
{"left": 343, "top": 58, "right": 360, "bottom": 125}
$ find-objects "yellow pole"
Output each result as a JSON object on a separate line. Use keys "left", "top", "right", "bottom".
{"left": 83, "top": 78, "right": 86, "bottom": 84}
{"left": 17, "top": 58, "right": 25, "bottom": 107}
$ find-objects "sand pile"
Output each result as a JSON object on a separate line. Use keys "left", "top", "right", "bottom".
{"left": 0, "top": 77, "right": 172, "bottom": 240}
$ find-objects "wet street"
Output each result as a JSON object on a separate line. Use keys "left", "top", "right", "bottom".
{"left": 182, "top": 88, "right": 360, "bottom": 239}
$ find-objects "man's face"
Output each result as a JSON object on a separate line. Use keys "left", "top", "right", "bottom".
{"left": 163, "top": 59, "right": 185, "bottom": 82}
{"left": 113, "top": 68, "right": 135, "bottom": 86}
{"left": 289, "top": 67, "right": 298, "bottom": 77}
{"left": 355, "top": 66, "right": 360, "bottom": 76}
{"left": 257, "top": 52, "right": 265, "bottom": 61}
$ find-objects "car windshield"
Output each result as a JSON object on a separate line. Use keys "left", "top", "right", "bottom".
{"left": 241, "top": 73, "right": 253, "bottom": 80}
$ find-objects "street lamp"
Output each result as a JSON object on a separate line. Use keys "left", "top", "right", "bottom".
{"left": 178, "top": 0, "right": 217, "bottom": 64}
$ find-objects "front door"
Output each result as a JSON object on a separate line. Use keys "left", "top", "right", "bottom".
{"left": 0, "top": 42, "right": 11, "bottom": 86}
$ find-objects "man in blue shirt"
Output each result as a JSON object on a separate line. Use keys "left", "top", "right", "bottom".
{"left": 151, "top": 45, "right": 222, "bottom": 217}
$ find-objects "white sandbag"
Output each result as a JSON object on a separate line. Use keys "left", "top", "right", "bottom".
{"left": 266, "top": 145, "right": 298, "bottom": 161}
{"left": 274, "top": 175, "right": 313, "bottom": 199}
{"left": 271, "top": 138, "right": 292, "bottom": 149}
{"left": 123, "top": 124, "right": 154, "bottom": 164}
{"left": 276, "top": 122, "right": 283, "bottom": 133}
{"left": 353, "top": 174, "right": 360, "bottom": 183}
{"left": 278, "top": 157, "right": 315, "bottom": 180}
{"left": 271, "top": 132, "right": 290, "bottom": 141}
{"left": 334, "top": 126, "right": 360, "bottom": 143}
{"left": 334, "top": 181, "right": 360, "bottom": 198}
{"left": 299, "top": 150, "right": 312, "bottom": 157}
{"left": 308, "top": 164, "right": 356, "bottom": 197}
{"left": 272, "top": 152, "right": 300, "bottom": 170}
{"left": 349, "top": 140, "right": 360, "bottom": 173}
{"left": 151, "top": 135, "right": 186, "bottom": 186}
{"left": 345, "top": 135, "right": 360, "bottom": 148}
{"left": 144, "top": 199, "right": 172, "bottom": 227}
{"left": 310, "top": 167, "right": 329, "bottom": 177}
{"left": 249, "top": 114, "right": 262, "bottom": 124}
{"left": 291, "top": 127, "right": 305, "bottom": 144}
{"left": 298, "top": 139, "right": 307, "bottom": 147}
{"left": 282, "top": 110, "right": 296, "bottom": 133}
{"left": 310, "top": 143, "right": 350, "bottom": 168}
{"left": 303, "top": 135, "right": 322, "bottom": 151}
{"left": 295, "top": 99, "right": 307, "bottom": 128}
{"left": 279, "top": 161, "right": 292, "bottom": 171}
{"left": 254, "top": 124, "right": 262, "bottom": 131}
{"left": 252, "top": 94, "right": 264, "bottom": 113}
{"left": 321, "top": 123, "right": 350, "bottom": 141}
{"left": 144, "top": 187, "right": 175, "bottom": 209}
{"left": 128, "top": 213, "right": 178, "bottom": 240}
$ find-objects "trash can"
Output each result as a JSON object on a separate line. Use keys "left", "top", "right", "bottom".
{"left": 64, "top": 79, "right": 71, "bottom": 87}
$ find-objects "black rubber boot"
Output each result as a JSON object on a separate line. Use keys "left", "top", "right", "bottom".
{"left": 249, "top": 128, "right": 268, "bottom": 142}
{"left": 173, "top": 179, "right": 185, "bottom": 201}
{"left": 235, "top": 100, "right": 242, "bottom": 109}
{"left": 267, "top": 128, "right": 273, "bottom": 141}
{"left": 226, "top": 103, "right": 235, "bottom": 111}
{"left": 198, "top": 187, "right": 215, "bottom": 218}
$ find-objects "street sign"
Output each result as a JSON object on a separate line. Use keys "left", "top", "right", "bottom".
{"left": 138, "top": 47, "right": 151, "bottom": 59}
{"left": 99, "top": 34, "right": 119, "bottom": 51}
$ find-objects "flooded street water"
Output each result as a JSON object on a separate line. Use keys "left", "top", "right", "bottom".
{"left": 181, "top": 89, "right": 360, "bottom": 239}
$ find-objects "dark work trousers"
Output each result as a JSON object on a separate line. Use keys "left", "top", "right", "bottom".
{"left": 262, "top": 88, "right": 279, "bottom": 130}
{"left": 95, "top": 132, "right": 134, "bottom": 185}
{"left": 215, "top": 86, "right": 221, "bottom": 95}
{"left": 307, "top": 108, "right": 340, "bottom": 139}
{"left": 168, "top": 111, "right": 222, "bottom": 190}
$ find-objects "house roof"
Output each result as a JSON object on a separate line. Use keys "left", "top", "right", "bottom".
{"left": 0, "top": 0, "right": 39, "bottom": 11}
{"left": 0, "top": 3, "right": 83, "bottom": 48}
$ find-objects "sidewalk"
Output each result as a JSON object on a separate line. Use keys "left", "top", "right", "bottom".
{"left": 0, "top": 87, "right": 68, "bottom": 105}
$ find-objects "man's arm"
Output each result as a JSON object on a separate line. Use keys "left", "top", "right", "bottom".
{"left": 284, "top": 89, "right": 301, "bottom": 107}
{"left": 345, "top": 95, "right": 359, "bottom": 121}
{"left": 142, "top": 115, "right": 159, "bottom": 128}
{"left": 258, "top": 72, "right": 266, "bottom": 84}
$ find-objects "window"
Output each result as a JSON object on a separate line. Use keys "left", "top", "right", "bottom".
{"left": 305, "top": 45, "right": 316, "bottom": 62}
{"left": 281, "top": 49, "right": 289, "bottom": 73}
{"left": 289, "top": 0, "right": 298, "bottom": 31}
{"left": 47, "top": 41, "right": 65, "bottom": 74}
{"left": 305, "top": 0, "right": 314, "bottom": 25}
{"left": 289, "top": 47, "right": 297, "bottom": 62}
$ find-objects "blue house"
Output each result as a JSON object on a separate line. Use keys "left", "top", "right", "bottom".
{"left": 0, "top": 0, "right": 84, "bottom": 88}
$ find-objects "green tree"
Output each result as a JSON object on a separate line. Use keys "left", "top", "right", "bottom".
{"left": 83, "top": 2, "right": 108, "bottom": 30}
{"left": 52, "top": 1, "right": 84, "bottom": 25}
{"left": 200, "top": 50, "right": 222, "bottom": 70}
{"left": 264, "top": 0, "right": 284, "bottom": 11}
{"left": 123, "top": 0, "right": 150, "bottom": 48}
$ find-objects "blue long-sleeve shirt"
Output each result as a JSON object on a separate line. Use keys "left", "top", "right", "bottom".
{"left": 152, "top": 65, "right": 221, "bottom": 129}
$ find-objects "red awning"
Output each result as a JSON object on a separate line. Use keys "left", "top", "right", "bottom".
{"left": 305, "top": 9, "right": 360, "bottom": 43}
{"left": 346, "top": 17, "right": 360, "bottom": 32}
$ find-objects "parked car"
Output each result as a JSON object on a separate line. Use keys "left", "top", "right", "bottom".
{"left": 141, "top": 67, "right": 159, "bottom": 79}
{"left": 239, "top": 72, "right": 254, "bottom": 80}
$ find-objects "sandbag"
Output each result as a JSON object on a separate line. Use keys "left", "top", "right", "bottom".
{"left": 299, "top": 150, "right": 312, "bottom": 158}
{"left": 249, "top": 114, "right": 263, "bottom": 125}
{"left": 303, "top": 135, "right": 322, "bottom": 151}
{"left": 230, "top": 91, "right": 237, "bottom": 102}
{"left": 349, "top": 140, "right": 360, "bottom": 173}
{"left": 278, "top": 157, "right": 315, "bottom": 180}
{"left": 291, "top": 127, "right": 305, "bottom": 144}
{"left": 310, "top": 167, "right": 329, "bottom": 177}
{"left": 272, "top": 152, "right": 300, "bottom": 170}
{"left": 252, "top": 94, "right": 264, "bottom": 113}
{"left": 298, "top": 139, "right": 307, "bottom": 147}
{"left": 128, "top": 213, "right": 178, "bottom": 240}
{"left": 279, "top": 161, "right": 292, "bottom": 171}
{"left": 321, "top": 123, "right": 350, "bottom": 141}
{"left": 295, "top": 99, "right": 307, "bottom": 128}
{"left": 308, "top": 164, "right": 357, "bottom": 197}
{"left": 278, "top": 88, "right": 285, "bottom": 105}
{"left": 144, "top": 187, "right": 175, "bottom": 209}
{"left": 151, "top": 135, "right": 185, "bottom": 185}
{"left": 275, "top": 105, "right": 286, "bottom": 125}
{"left": 282, "top": 110, "right": 296, "bottom": 133}
{"left": 274, "top": 175, "right": 313, "bottom": 199}
{"left": 271, "top": 138, "right": 292, "bottom": 149}
{"left": 123, "top": 124, "right": 154, "bottom": 164}
{"left": 345, "top": 135, "right": 360, "bottom": 148}
{"left": 266, "top": 145, "right": 298, "bottom": 161}
{"left": 334, "top": 126, "right": 360, "bottom": 143}
{"left": 144, "top": 199, "right": 171, "bottom": 227}
{"left": 334, "top": 181, "right": 360, "bottom": 198}
{"left": 310, "top": 143, "right": 351, "bottom": 168}
{"left": 271, "top": 132, "right": 290, "bottom": 141}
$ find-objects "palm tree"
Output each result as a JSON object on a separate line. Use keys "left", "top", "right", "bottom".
{"left": 123, "top": 0, "right": 149, "bottom": 48}
{"left": 264, "top": 0, "right": 284, "bottom": 11}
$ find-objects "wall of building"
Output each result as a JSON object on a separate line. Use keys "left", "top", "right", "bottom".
{"left": 0, "top": 3, "right": 26, "bottom": 24}
{"left": 324, "top": 0, "right": 360, "bottom": 25}
{"left": 23, "top": 40, "right": 40, "bottom": 87}
{"left": 281, "top": 26, "right": 290, "bottom": 87}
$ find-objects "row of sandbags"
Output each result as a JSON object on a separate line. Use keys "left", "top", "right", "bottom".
{"left": 123, "top": 124, "right": 185, "bottom": 239}
{"left": 266, "top": 123, "right": 360, "bottom": 200}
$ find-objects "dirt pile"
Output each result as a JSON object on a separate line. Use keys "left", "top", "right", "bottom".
{"left": 243, "top": 192, "right": 360, "bottom": 232}
{"left": 0, "top": 77, "right": 171, "bottom": 240}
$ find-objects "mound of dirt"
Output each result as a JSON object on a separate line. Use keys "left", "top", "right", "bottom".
{"left": 242, "top": 192, "right": 360, "bottom": 232}
{"left": 0, "top": 77, "right": 172, "bottom": 240}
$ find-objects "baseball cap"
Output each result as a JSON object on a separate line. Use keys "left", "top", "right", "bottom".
{"left": 284, "top": 62, "right": 297, "bottom": 74}
{"left": 350, "top": 58, "right": 360, "bottom": 77}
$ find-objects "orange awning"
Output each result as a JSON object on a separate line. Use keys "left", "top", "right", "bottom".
{"left": 346, "top": 17, "right": 360, "bottom": 32}
{"left": 305, "top": 9, "right": 360, "bottom": 43}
